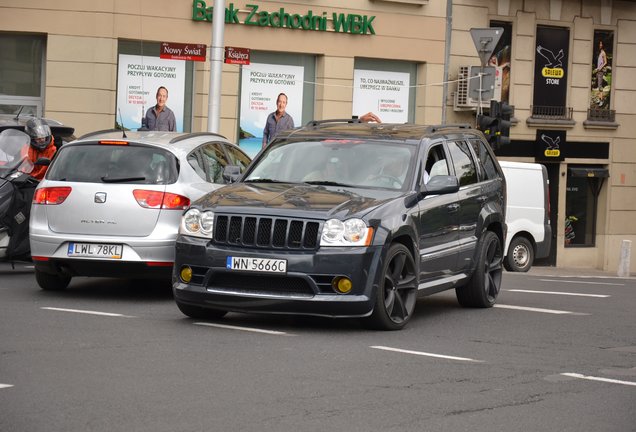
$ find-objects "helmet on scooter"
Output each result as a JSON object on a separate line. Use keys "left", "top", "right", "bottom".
{"left": 25, "top": 118, "right": 52, "bottom": 151}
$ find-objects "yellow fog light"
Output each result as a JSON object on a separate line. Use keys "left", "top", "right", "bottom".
{"left": 333, "top": 277, "right": 352, "bottom": 294}
{"left": 180, "top": 266, "right": 193, "bottom": 283}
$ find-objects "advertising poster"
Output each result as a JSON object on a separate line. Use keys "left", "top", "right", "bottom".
{"left": 239, "top": 63, "right": 304, "bottom": 157}
{"left": 352, "top": 69, "right": 410, "bottom": 123}
{"left": 533, "top": 26, "right": 569, "bottom": 113}
{"left": 489, "top": 21, "right": 512, "bottom": 103}
{"left": 116, "top": 54, "right": 186, "bottom": 131}
{"left": 590, "top": 30, "right": 613, "bottom": 110}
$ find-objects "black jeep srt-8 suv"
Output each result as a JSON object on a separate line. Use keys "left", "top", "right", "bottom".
{"left": 172, "top": 120, "right": 507, "bottom": 330}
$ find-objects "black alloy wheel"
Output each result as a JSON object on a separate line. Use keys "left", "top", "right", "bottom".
{"left": 456, "top": 231, "right": 503, "bottom": 308}
{"left": 367, "top": 243, "right": 418, "bottom": 330}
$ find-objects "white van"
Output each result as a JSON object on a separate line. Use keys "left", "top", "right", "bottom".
{"left": 499, "top": 161, "right": 552, "bottom": 272}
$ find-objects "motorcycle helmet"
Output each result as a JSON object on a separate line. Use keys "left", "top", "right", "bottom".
{"left": 25, "top": 118, "right": 52, "bottom": 150}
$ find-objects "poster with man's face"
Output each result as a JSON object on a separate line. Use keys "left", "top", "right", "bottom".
{"left": 116, "top": 54, "right": 186, "bottom": 131}
{"left": 590, "top": 30, "right": 613, "bottom": 110}
{"left": 239, "top": 63, "right": 304, "bottom": 158}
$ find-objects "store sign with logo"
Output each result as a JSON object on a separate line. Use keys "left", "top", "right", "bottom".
{"left": 192, "top": 2, "right": 376, "bottom": 35}
{"left": 532, "top": 26, "right": 569, "bottom": 109}
{"left": 535, "top": 129, "right": 566, "bottom": 161}
{"left": 160, "top": 42, "right": 206, "bottom": 62}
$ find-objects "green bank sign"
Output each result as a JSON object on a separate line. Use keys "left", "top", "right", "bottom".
{"left": 192, "top": 1, "right": 376, "bottom": 35}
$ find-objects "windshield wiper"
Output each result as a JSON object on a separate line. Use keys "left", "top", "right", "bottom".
{"left": 101, "top": 176, "right": 146, "bottom": 183}
{"left": 243, "top": 178, "right": 286, "bottom": 183}
{"left": 304, "top": 180, "right": 354, "bottom": 187}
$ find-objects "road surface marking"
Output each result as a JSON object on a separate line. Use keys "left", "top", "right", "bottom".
{"left": 508, "top": 289, "right": 610, "bottom": 298}
{"left": 41, "top": 307, "right": 135, "bottom": 318}
{"left": 370, "top": 346, "right": 483, "bottom": 363}
{"left": 0, "top": 384, "right": 14, "bottom": 389}
{"left": 494, "top": 304, "right": 585, "bottom": 315}
{"left": 194, "top": 322, "right": 291, "bottom": 335}
{"left": 539, "top": 279, "right": 624, "bottom": 286}
{"left": 561, "top": 373, "right": 636, "bottom": 387}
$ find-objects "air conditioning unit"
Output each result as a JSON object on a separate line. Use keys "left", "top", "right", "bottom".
{"left": 453, "top": 65, "right": 502, "bottom": 111}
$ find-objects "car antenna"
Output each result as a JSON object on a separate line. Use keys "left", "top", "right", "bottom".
{"left": 13, "top": 106, "right": 24, "bottom": 121}
{"left": 117, "top": 108, "right": 128, "bottom": 138}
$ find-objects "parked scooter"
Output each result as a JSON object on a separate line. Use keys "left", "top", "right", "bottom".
{"left": 0, "top": 129, "right": 49, "bottom": 261}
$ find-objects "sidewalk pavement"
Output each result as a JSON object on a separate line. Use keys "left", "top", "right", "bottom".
{"left": 516, "top": 265, "right": 634, "bottom": 280}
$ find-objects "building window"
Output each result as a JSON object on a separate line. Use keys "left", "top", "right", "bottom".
{"left": 0, "top": 33, "right": 45, "bottom": 116}
{"left": 564, "top": 166, "right": 608, "bottom": 247}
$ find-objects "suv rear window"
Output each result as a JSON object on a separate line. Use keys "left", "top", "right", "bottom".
{"left": 47, "top": 143, "right": 178, "bottom": 184}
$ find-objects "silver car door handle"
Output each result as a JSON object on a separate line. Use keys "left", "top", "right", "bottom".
{"left": 447, "top": 203, "right": 460, "bottom": 212}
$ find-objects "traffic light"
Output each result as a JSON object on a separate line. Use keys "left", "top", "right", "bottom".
{"left": 497, "top": 101, "right": 514, "bottom": 147}
{"left": 476, "top": 113, "right": 498, "bottom": 148}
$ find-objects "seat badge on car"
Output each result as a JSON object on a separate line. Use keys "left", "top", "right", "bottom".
{"left": 94, "top": 192, "right": 107, "bottom": 203}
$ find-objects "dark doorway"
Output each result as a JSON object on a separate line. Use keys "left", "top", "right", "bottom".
{"left": 539, "top": 162, "right": 560, "bottom": 266}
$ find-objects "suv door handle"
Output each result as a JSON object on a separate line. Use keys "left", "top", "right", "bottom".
{"left": 447, "top": 203, "right": 460, "bottom": 212}
{"left": 477, "top": 195, "right": 488, "bottom": 203}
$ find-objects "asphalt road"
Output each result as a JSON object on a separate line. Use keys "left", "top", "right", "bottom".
{"left": 1, "top": 262, "right": 635, "bottom": 432}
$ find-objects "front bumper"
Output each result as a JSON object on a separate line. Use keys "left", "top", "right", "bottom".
{"left": 172, "top": 235, "right": 384, "bottom": 318}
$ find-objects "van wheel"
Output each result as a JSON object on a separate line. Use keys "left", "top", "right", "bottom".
{"left": 505, "top": 236, "right": 534, "bottom": 272}
{"left": 456, "top": 231, "right": 502, "bottom": 308}
{"left": 35, "top": 269, "right": 71, "bottom": 291}
{"left": 176, "top": 301, "right": 227, "bottom": 320}
{"left": 366, "top": 243, "right": 417, "bottom": 331}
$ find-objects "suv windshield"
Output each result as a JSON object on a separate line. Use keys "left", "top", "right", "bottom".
{"left": 246, "top": 139, "right": 416, "bottom": 190}
{"left": 47, "top": 143, "right": 179, "bottom": 184}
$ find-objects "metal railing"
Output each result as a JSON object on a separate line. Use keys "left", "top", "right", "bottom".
{"left": 531, "top": 105, "right": 574, "bottom": 120}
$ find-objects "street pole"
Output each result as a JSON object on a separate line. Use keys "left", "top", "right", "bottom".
{"left": 207, "top": 0, "right": 225, "bottom": 133}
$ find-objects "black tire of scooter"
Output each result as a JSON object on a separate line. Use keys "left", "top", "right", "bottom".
{"left": 35, "top": 269, "right": 70, "bottom": 291}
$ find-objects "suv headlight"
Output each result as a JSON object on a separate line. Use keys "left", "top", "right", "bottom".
{"left": 320, "top": 218, "right": 374, "bottom": 246}
{"left": 180, "top": 209, "right": 214, "bottom": 239}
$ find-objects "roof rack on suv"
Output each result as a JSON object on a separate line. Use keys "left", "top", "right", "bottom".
{"left": 425, "top": 124, "right": 472, "bottom": 133}
{"left": 169, "top": 131, "right": 226, "bottom": 143}
{"left": 305, "top": 118, "right": 362, "bottom": 128}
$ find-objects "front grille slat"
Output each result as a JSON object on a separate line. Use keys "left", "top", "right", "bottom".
{"left": 214, "top": 215, "right": 320, "bottom": 250}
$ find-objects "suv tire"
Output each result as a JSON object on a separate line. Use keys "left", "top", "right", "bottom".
{"left": 35, "top": 269, "right": 71, "bottom": 291}
{"left": 366, "top": 243, "right": 417, "bottom": 331}
{"left": 456, "top": 231, "right": 502, "bottom": 308}
{"left": 504, "top": 236, "right": 534, "bottom": 272}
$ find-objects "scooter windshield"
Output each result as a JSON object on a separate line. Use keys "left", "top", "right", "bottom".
{"left": 0, "top": 129, "right": 33, "bottom": 175}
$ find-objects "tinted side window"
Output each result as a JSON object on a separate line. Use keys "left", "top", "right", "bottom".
{"left": 47, "top": 144, "right": 178, "bottom": 184}
{"left": 200, "top": 143, "right": 229, "bottom": 183}
{"left": 447, "top": 141, "right": 477, "bottom": 186}
{"left": 225, "top": 145, "right": 251, "bottom": 172}
{"left": 469, "top": 139, "right": 499, "bottom": 180}
{"left": 424, "top": 144, "right": 450, "bottom": 182}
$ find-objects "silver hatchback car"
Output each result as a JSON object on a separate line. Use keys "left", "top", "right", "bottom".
{"left": 30, "top": 130, "right": 251, "bottom": 290}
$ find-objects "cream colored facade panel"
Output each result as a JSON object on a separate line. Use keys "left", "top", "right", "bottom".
{"left": 615, "top": 43, "right": 636, "bottom": 67}
{"left": 570, "top": 63, "right": 591, "bottom": 88}
{"left": 570, "top": 87, "right": 591, "bottom": 110}
{"left": 452, "top": 5, "right": 488, "bottom": 30}
{"left": 46, "top": 87, "right": 114, "bottom": 116}
{"left": 320, "top": 79, "right": 355, "bottom": 102}
{"left": 613, "top": 66, "right": 636, "bottom": 91}
{"left": 514, "top": 35, "right": 535, "bottom": 62}
{"left": 610, "top": 163, "right": 636, "bottom": 187}
{"left": 612, "top": 115, "right": 636, "bottom": 139}
{"left": 317, "top": 57, "right": 354, "bottom": 81}
{"left": 571, "top": 39, "right": 592, "bottom": 65}
{"left": 516, "top": 11, "right": 536, "bottom": 36}
{"left": 450, "top": 31, "right": 480, "bottom": 57}
{"left": 512, "top": 60, "right": 534, "bottom": 85}
{"left": 47, "top": 35, "right": 117, "bottom": 64}
{"left": 573, "top": 16, "right": 593, "bottom": 40}
{"left": 608, "top": 211, "right": 636, "bottom": 234}
{"left": 612, "top": 137, "right": 636, "bottom": 163}
{"left": 610, "top": 187, "right": 636, "bottom": 210}
{"left": 47, "top": 62, "right": 115, "bottom": 91}
{"left": 618, "top": 16, "right": 636, "bottom": 40}
{"left": 612, "top": 89, "right": 636, "bottom": 114}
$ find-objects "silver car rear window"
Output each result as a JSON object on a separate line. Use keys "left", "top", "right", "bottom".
{"left": 47, "top": 143, "right": 178, "bottom": 184}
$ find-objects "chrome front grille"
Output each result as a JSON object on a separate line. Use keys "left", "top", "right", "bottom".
{"left": 214, "top": 215, "right": 320, "bottom": 250}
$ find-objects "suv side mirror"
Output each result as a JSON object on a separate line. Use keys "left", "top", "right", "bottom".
{"left": 422, "top": 175, "right": 459, "bottom": 195}
{"left": 222, "top": 165, "right": 241, "bottom": 183}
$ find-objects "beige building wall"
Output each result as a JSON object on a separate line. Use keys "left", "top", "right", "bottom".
{"left": 447, "top": 0, "right": 636, "bottom": 273}
{"left": 1, "top": 0, "right": 635, "bottom": 273}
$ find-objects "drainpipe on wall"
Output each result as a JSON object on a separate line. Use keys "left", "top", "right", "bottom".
{"left": 441, "top": 0, "right": 453, "bottom": 125}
